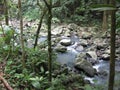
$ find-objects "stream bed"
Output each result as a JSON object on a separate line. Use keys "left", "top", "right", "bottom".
{"left": 37, "top": 25, "right": 120, "bottom": 89}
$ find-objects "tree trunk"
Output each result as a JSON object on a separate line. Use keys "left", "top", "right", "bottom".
{"left": 43, "top": 0, "right": 52, "bottom": 82}
{"left": 34, "top": 10, "right": 47, "bottom": 49}
{"left": 47, "top": 0, "right": 52, "bottom": 82}
{"left": 4, "top": 0, "right": 9, "bottom": 25}
{"left": 18, "top": 0, "right": 25, "bottom": 68}
{"left": 108, "top": 0, "right": 116, "bottom": 90}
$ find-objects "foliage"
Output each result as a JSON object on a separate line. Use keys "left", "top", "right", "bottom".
{"left": 0, "top": 25, "right": 14, "bottom": 46}
{"left": 3, "top": 47, "right": 57, "bottom": 89}
{"left": 84, "top": 84, "right": 106, "bottom": 90}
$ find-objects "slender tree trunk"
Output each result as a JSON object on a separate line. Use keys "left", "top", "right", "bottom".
{"left": 47, "top": 0, "right": 52, "bottom": 82}
{"left": 4, "top": 0, "right": 9, "bottom": 25}
{"left": 34, "top": 10, "right": 47, "bottom": 49}
{"left": 18, "top": 0, "right": 25, "bottom": 68}
{"left": 108, "top": 0, "right": 116, "bottom": 90}
{"left": 43, "top": 0, "right": 52, "bottom": 82}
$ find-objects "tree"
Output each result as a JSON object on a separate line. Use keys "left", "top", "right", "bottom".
{"left": 34, "top": 0, "right": 47, "bottom": 49}
{"left": 108, "top": 0, "right": 116, "bottom": 90}
{"left": 43, "top": 0, "right": 52, "bottom": 82}
{"left": 4, "top": 0, "right": 9, "bottom": 25}
{"left": 18, "top": 0, "right": 26, "bottom": 68}
{"left": 34, "top": 0, "right": 60, "bottom": 49}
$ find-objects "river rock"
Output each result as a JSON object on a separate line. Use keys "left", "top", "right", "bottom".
{"left": 76, "top": 52, "right": 86, "bottom": 60}
{"left": 86, "top": 51, "right": 97, "bottom": 60}
{"left": 116, "top": 47, "right": 120, "bottom": 54}
{"left": 80, "top": 39, "right": 88, "bottom": 47}
{"left": 81, "top": 32, "right": 92, "bottom": 39}
{"left": 74, "top": 59, "right": 96, "bottom": 77}
{"left": 51, "top": 26, "right": 63, "bottom": 35}
{"left": 101, "top": 54, "right": 110, "bottom": 61}
{"left": 55, "top": 45, "right": 67, "bottom": 53}
{"left": 75, "top": 45, "right": 84, "bottom": 52}
{"left": 95, "top": 39, "right": 108, "bottom": 50}
{"left": 98, "top": 70, "right": 108, "bottom": 78}
{"left": 64, "top": 29, "right": 71, "bottom": 37}
{"left": 60, "top": 39, "right": 72, "bottom": 46}
{"left": 68, "top": 23, "right": 79, "bottom": 32}
{"left": 104, "top": 49, "right": 110, "bottom": 54}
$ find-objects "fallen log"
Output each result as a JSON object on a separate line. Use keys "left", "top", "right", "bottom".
{"left": 0, "top": 74, "right": 13, "bottom": 90}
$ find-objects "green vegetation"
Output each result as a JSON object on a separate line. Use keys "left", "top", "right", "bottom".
{"left": 0, "top": 0, "right": 120, "bottom": 90}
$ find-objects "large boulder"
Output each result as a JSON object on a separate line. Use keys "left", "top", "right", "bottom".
{"left": 60, "top": 39, "right": 72, "bottom": 46}
{"left": 74, "top": 59, "right": 96, "bottom": 77}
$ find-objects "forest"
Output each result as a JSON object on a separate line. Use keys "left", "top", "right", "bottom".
{"left": 0, "top": 0, "right": 120, "bottom": 90}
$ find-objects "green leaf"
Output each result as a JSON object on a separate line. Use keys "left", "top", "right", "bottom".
{"left": 31, "top": 81, "right": 41, "bottom": 89}
{"left": 90, "top": 4, "right": 117, "bottom": 11}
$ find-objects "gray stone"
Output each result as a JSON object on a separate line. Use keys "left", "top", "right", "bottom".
{"left": 81, "top": 32, "right": 92, "bottom": 39}
{"left": 101, "top": 54, "right": 110, "bottom": 60}
{"left": 80, "top": 39, "right": 88, "bottom": 47}
{"left": 76, "top": 52, "right": 86, "bottom": 60}
{"left": 75, "top": 59, "right": 96, "bottom": 77}
{"left": 60, "top": 39, "right": 72, "bottom": 46}
{"left": 64, "top": 29, "right": 71, "bottom": 37}
{"left": 75, "top": 45, "right": 84, "bottom": 52}
{"left": 51, "top": 26, "right": 63, "bottom": 35}
{"left": 55, "top": 45, "right": 67, "bottom": 53}
{"left": 86, "top": 51, "right": 97, "bottom": 60}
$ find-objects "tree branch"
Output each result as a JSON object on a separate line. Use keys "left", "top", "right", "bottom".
{"left": 43, "top": 0, "right": 50, "bottom": 8}
{"left": 0, "top": 74, "right": 13, "bottom": 90}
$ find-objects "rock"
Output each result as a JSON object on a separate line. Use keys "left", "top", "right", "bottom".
{"left": 101, "top": 54, "right": 110, "bottom": 61}
{"left": 51, "top": 37, "right": 61, "bottom": 46}
{"left": 81, "top": 32, "right": 92, "bottom": 39}
{"left": 104, "top": 49, "right": 110, "bottom": 54}
{"left": 98, "top": 70, "right": 108, "bottom": 78}
{"left": 116, "top": 47, "right": 120, "bottom": 54}
{"left": 87, "top": 58, "right": 99, "bottom": 65}
{"left": 75, "top": 45, "right": 84, "bottom": 52}
{"left": 68, "top": 23, "right": 79, "bottom": 32}
{"left": 64, "top": 29, "right": 71, "bottom": 37}
{"left": 95, "top": 39, "right": 108, "bottom": 50}
{"left": 86, "top": 51, "right": 97, "bottom": 60}
{"left": 76, "top": 52, "right": 86, "bottom": 60}
{"left": 60, "top": 39, "right": 72, "bottom": 46}
{"left": 51, "top": 26, "right": 63, "bottom": 35}
{"left": 74, "top": 59, "right": 96, "bottom": 77}
{"left": 55, "top": 45, "right": 67, "bottom": 53}
{"left": 80, "top": 39, "right": 88, "bottom": 47}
